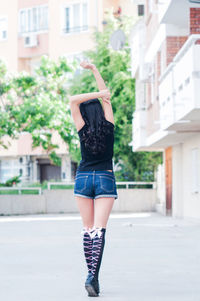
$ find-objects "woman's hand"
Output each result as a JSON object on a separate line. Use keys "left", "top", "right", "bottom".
{"left": 100, "top": 89, "right": 111, "bottom": 103}
{"left": 80, "top": 61, "right": 96, "bottom": 70}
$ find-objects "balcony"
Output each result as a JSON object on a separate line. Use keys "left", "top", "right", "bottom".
{"left": 159, "top": 35, "right": 200, "bottom": 133}
{"left": 159, "top": 0, "right": 189, "bottom": 27}
{"left": 130, "top": 19, "right": 145, "bottom": 78}
{"left": 131, "top": 110, "right": 147, "bottom": 151}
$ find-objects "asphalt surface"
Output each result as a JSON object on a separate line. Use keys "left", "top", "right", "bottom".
{"left": 0, "top": 212, "right": 200, "bottom": 301}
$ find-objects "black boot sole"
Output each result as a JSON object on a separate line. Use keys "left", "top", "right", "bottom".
{"left": 85, "top": 284, "right": 99, "bottom": 297}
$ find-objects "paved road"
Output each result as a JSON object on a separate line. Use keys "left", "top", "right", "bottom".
{"left": 0, "top": 212, "right": 200, "bottom": 301}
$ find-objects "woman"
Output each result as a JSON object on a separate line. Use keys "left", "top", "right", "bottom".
{"left": 69, "top": 61, "right": 118, "bottom": 297}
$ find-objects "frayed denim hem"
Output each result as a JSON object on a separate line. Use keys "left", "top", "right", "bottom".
{"left": 94, "top": 194, "right": 118, "bottom": 200}
{"left": 74, "top": 193, "right": 93, "bottom": 199}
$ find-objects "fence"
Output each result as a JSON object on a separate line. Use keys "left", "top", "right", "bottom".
{"left": 0, "top": 181, "right": 157, "bottom": 215}
{"left": 47, "top": 181, "right": 156, "bottom": 190}
{"left": 0, "top": 187, "right": 42, "bottom": 195}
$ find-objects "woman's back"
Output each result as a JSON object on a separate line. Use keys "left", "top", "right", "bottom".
{"left": 77, "top": 120, "right": 114, "bottom": 171}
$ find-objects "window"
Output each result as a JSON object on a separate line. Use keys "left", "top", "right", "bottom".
{"left": 73, "top": 4, "right": 81, "bottom": 30}
{"left": 0, "top": 159, "right": 20, "bottom": 183}
{"left": 138, "top": 5, "right": 144, "bottom": 16}
{"left": 64, "top": 1, "right": 88, "bottom": 34}
{"left": 20, "top": 10, "right": 26, "bottom": 33}
{"left": 65, "top": 7, "right": 70, "bottom": 33}
{"left": 82, "top": 3, "right": 88, "bottom": 28}
{"left": 19, "top": 5, "right": 48, "bottom": 34}
{"left": 191, "top": 148, "right": 200, "bottom": 194}
{"left": 0, "top": 17, "right": 7, "bottom": 41}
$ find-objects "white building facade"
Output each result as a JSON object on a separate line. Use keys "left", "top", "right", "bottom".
{"left": 131, "top": 0, "right": 200, "bottom": 218}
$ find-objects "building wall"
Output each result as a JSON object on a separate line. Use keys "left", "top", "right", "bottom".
{"left": 166, "top": 36, "right": 188, "bottom": 65}
{"left": 190, "top": 7, "right": 200, "bottom": 34}
{"left": 48, "top": 0, "right": 98, "bottom": 60}
{"left": 0, "top": 0, "right": 18, "bottom": 71}
{"left": 172, "top": 143, "right": 184, "bottom": 218}
{"left": 18, "top": 0, "right": 48, "bottom": 7}
{"left": 145, "top": 0, "right": 158, "bottom": 49}
{"left": 131, "top": 0, "right": 200, "bottom": 219}
{"left": 173, "top": 134, "right": 200, "bottom": 219}
{"left": 119, "top": 0, "right": 137, "bottom": 18}
{"left": 17, "top": 0, "right": 49, "bottom": 71}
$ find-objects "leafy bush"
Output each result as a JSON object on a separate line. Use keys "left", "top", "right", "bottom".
{"left": 4, "top": 175, "right": 21, "bottom": 187}
{"left": 0, "top": 175, "right": 21, "bottom": 187}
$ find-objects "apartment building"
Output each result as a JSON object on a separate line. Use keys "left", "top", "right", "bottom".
{"left": 0, "top": 0, "right": 137, "bottom": 183}
{"left": 131, "top": 0, "right": 200, "bottom": 218}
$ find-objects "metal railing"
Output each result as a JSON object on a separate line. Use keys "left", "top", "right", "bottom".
{"left": 0, "top": 182, "right": 156, "bottom": 194}
{"left": 0, "top": 187, "right": 42, "bottom": 195}
{"left": 47, "top": 182, "right": 75, "bottom": 190}
{"left": 116, "top": 181, "right": 156, "bottom": 189}
{"left": 63, "top": 25, "right": 88, "bottom": 34}
{"left": 47, "top": 181, "right": 156, "bottom": 190}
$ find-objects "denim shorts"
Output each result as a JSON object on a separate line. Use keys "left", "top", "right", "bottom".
{"left": 74, "top": 170, "right": 118, "bottom": 200}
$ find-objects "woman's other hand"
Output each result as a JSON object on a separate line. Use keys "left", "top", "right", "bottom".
{"left": 100, "top": 89, "right": 111, "bottom": 103}
{"left": 80, "top": 61, "right": 96, "bottom": 70}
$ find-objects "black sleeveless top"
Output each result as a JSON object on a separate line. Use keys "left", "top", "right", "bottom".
{"left": 77, "top": 120, "right": 114, "bottom": 171}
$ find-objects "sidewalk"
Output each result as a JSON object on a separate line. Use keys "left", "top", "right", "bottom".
{"left": 0, "top": 212, "right": 199, "bottom": 301}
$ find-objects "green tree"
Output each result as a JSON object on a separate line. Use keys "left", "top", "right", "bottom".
{"left": 70, "top": 14, "right": 162, "bottom": 181}
{"left": 0, "top": 56, "right": 80, "bottom": 165}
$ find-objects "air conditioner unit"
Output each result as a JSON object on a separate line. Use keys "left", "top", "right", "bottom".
{"left": 24, "top": 34, "right": 38, "bottom": 48}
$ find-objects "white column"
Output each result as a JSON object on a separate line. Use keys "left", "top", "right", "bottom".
{"left": 172, "top": 143, "right": 183, "bottom": 218}
{"left": 32, "top": 158, "right": 38, "bottom": 183}
{"left": 61, "top": 155, "right": 71, "bottom": 182}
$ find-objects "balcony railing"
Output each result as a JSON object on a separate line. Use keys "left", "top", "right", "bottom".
{"left": 63, "top": 25, "right": 88, "bottom": 34}
{"left": 159, "top": 35, "right": 200, "bottom": 131}
{"left": 47, "top": 181, "right": 156, "bottom": 190}
{"left": 132, "top": 110, "right": 147, "bottom": 150}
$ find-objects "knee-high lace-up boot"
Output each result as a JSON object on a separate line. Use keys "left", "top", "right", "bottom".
{"left": 81, "top": 227, "right": 94, "bottom": 275}
{"left": 85, "top": 227, "right": 106, "bottom": 297}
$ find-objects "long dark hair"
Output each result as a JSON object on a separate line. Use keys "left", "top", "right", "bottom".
{"left": 79, "top": 99, "right": 112, "bottom": 155}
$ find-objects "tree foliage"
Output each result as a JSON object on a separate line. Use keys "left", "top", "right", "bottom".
{"left": 0, "top": 57, "right": 80, "bottom": 164}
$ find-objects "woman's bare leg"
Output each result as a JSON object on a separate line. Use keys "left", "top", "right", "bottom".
{"left": 75, "top": 196, "right": 94, "bottom": 229}
{"left": 94, "top": 197, "right": 115, "bottom": 228}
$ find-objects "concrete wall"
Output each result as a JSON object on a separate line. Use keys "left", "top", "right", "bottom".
{"left": 0, "top": 188, "right": 157, "bottom": 215}
{"left": 172, "top": 133, "right": 200, "bottom": 219}
{"left": 155, "top": 163, "right": 166, "bottom": 215}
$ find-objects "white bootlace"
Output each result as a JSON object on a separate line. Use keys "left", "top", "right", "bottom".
{"left": 81, "top": 226, "right": 103, "bottom": 239}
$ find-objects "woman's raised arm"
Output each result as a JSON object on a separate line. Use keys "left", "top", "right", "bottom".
{"left": 80, "top": 61, "right": 115, "bottom": 125}
{"left": 69, "top": 90, "right": 110, "bottom": 132}
{"left": 69, "top": 90, "right": 110, "bottom": 106}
